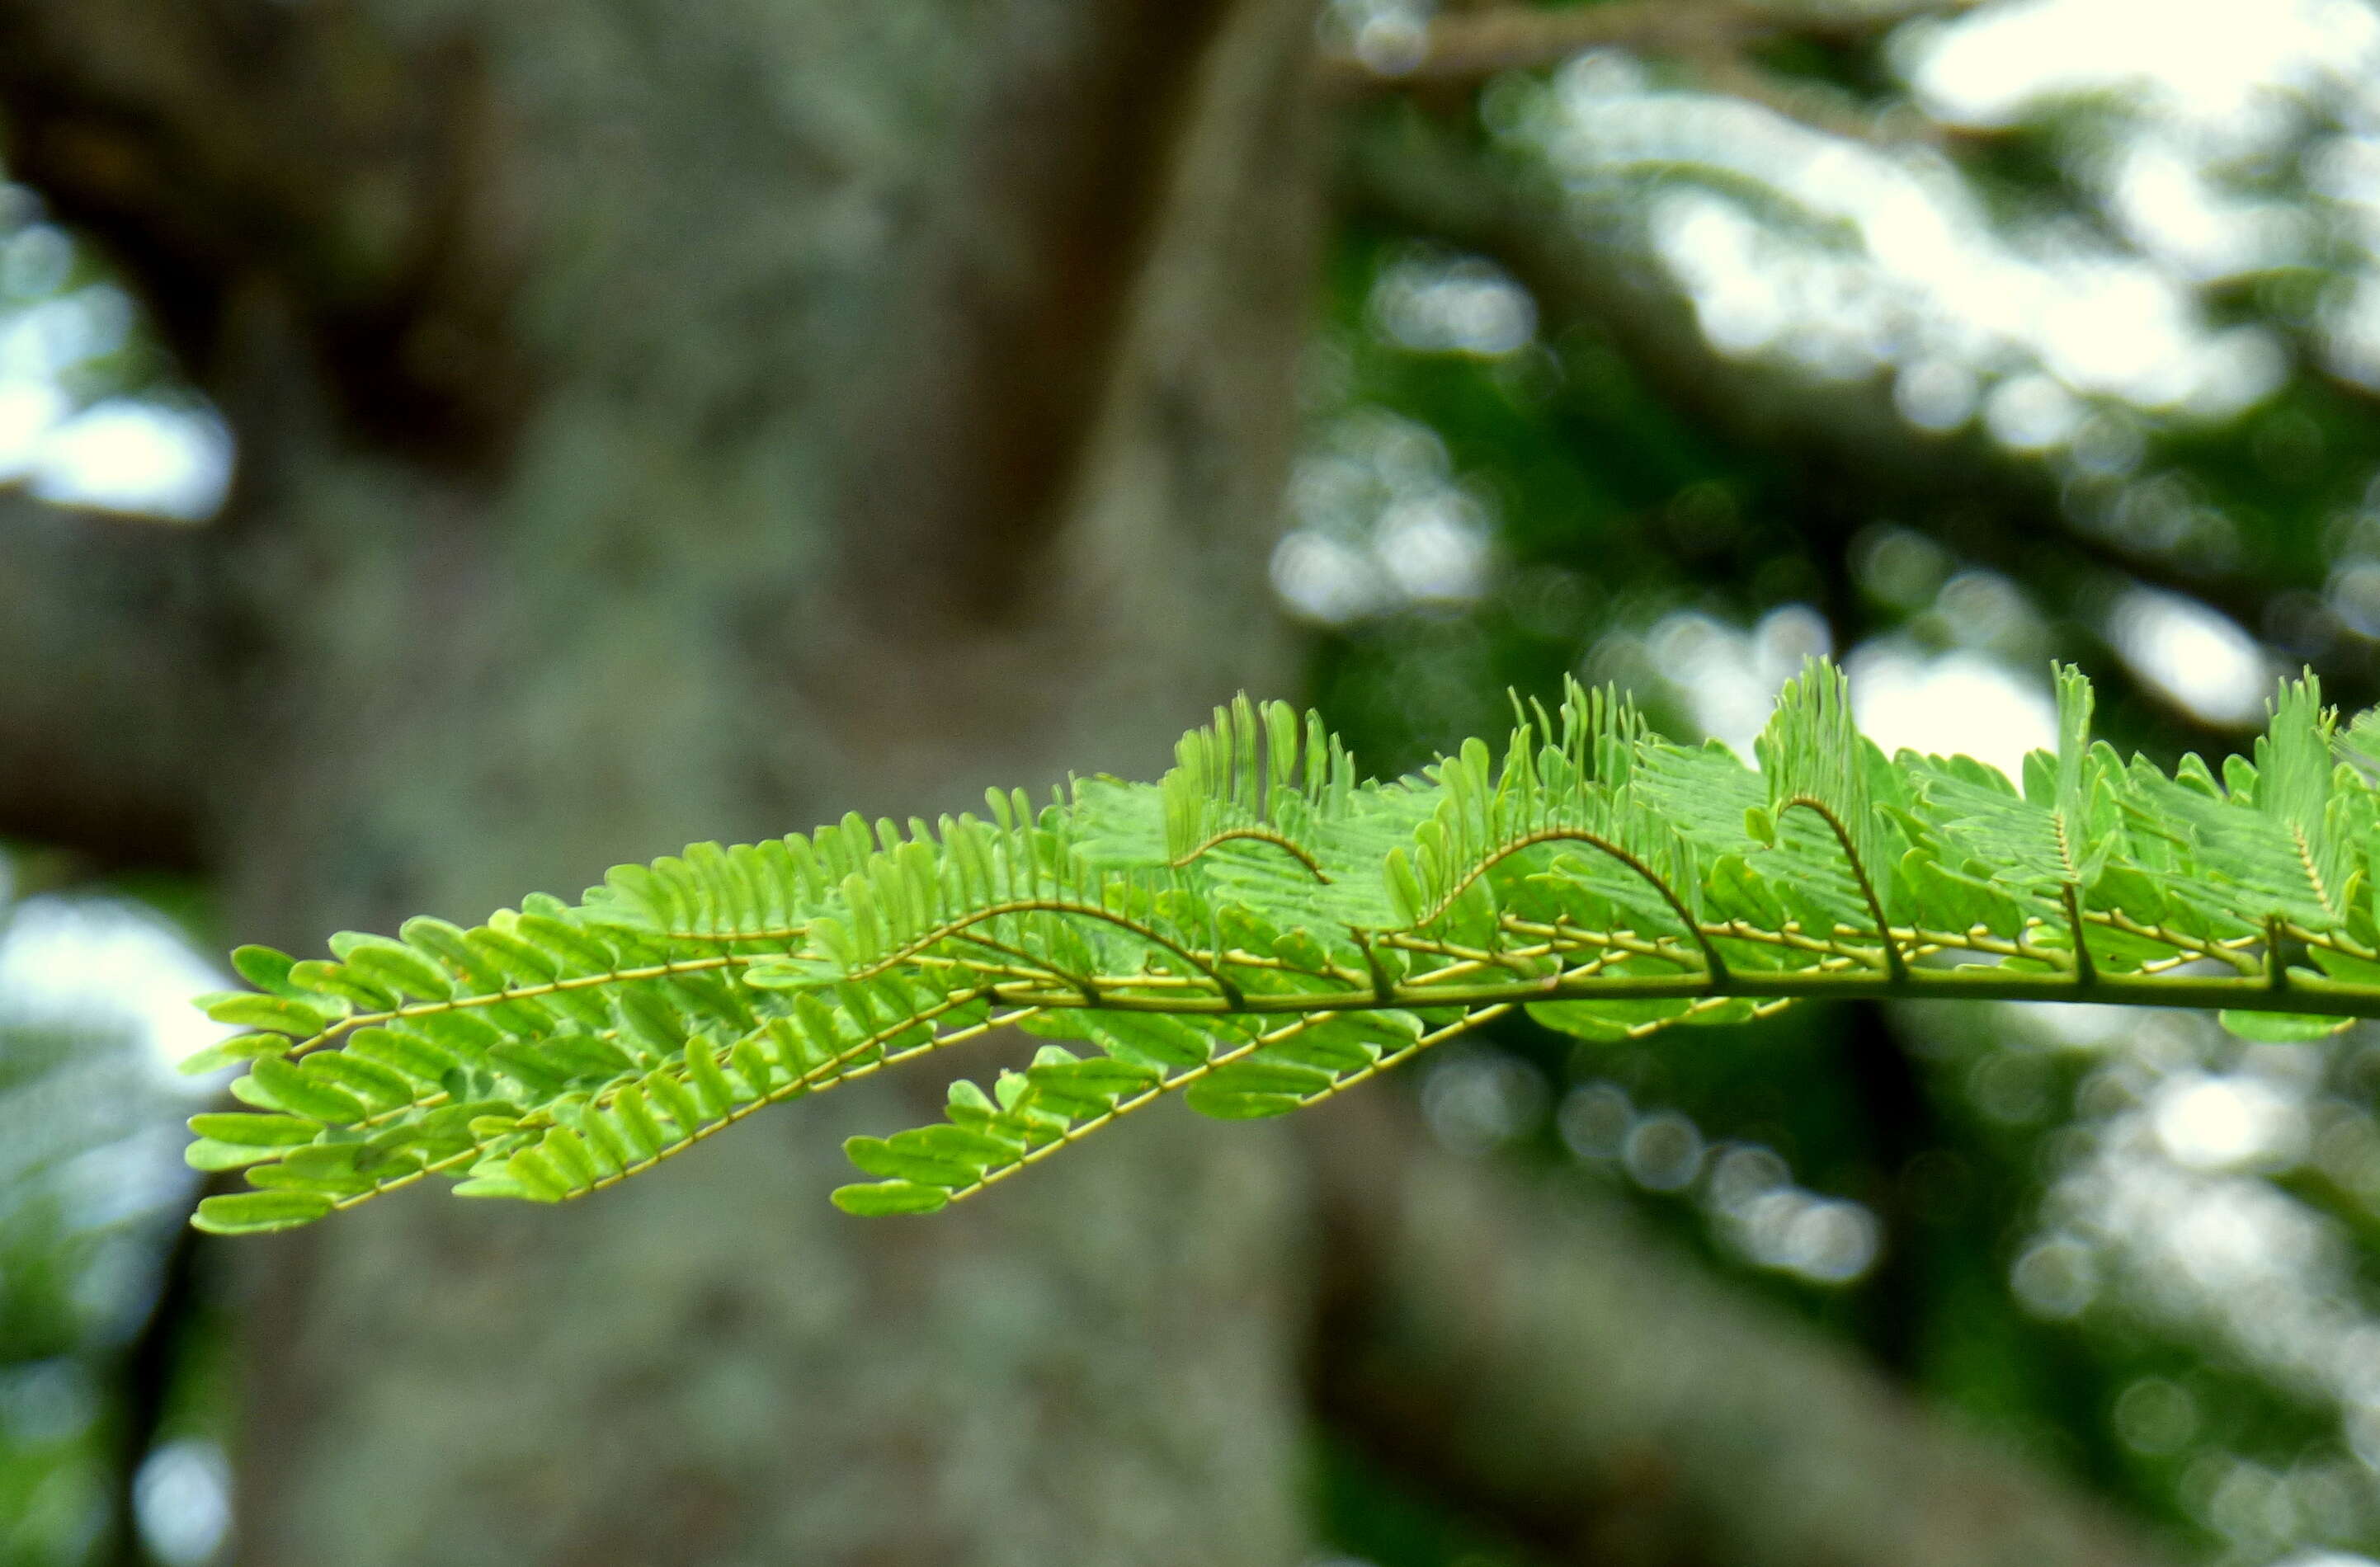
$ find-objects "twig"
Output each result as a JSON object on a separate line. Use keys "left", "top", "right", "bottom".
{"left": 1320, "top": 0, "right": 1979, "bottom": 92}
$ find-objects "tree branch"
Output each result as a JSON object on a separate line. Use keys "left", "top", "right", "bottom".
{"left": 0, "top": 0, "right": 527, "bottom": 467}
{"left": 1318, "top": 0, "right": 1977, "bottom": 92}
{"left": 1338, "top": 111, "right": 2029, "bottom": 519}
{"left": 1303, "top": 1091, "right": 2179, "bottom": 1567}
{"left": 1337, "top": 110, "right": 2360, "bottom": 718}
{"left": 0, "top": 489, "right": 224, "bottom": 867}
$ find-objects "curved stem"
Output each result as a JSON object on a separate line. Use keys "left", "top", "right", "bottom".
{"left": 940, "top": 1004, "right": 1511, "bottom": 1207}
{"left": 1779, "top": 796, "right": 1903, "bottom": 983}
{"left": 1172, "top": 826, "right": 1331, "bottom": 881}
{"left": 1416, "top": 827, "right": 1728, "bottom": 984}
{"left": 2062, "top": 883, "right": 2095, "bottom": 987}
{"left": 840, "top": 898, "right": 1246, "bottom": 1009}
{"left": 1355, "top": 929, "right": 1397, "bottom": 1005}
{"left": 273, "top": 953, "right": 750, "bottom": 1059}
{"left": 562, "top": 997, "right": 1042, "bottom": 1202}
{"left": 950, "top": 929, "right": 1100, "bottom": 1005}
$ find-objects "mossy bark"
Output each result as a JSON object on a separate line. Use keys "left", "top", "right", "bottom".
{"left": 3, "top": 1, "right": 1325, "bottom": 1560}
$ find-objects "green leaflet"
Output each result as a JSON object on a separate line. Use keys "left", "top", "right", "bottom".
{"left": 1184, "top": 1060, "right": 1336, "bottom": 1118}
{"left": 191, "top": 1191, "right": 335, "bottom": 1235}
{"left": 198, "top": 991, "right": 339, "bottom": 1038}
{"left": 185, "top": 662, "right": 2380, "bottom": 1235}
{"left": 184, "top": 1138, "right": 287, "bottom": 1171}
{"left": 187, "top": 1113, "right": 318, "bottom": 1147}
{"left": 832, "top": 1181, "right": 950, "bottom": 1216}
{"left": 2218, "top": 1009, "right": 2353, "bottom": 1042}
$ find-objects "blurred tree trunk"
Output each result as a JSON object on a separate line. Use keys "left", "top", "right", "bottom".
{"left": 1, "top": 2, "right": 1326, "bottom": 1561}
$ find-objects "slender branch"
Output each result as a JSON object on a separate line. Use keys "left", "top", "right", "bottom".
{"left": 947, "top": 935, "right": 2380, "bottom": 1020}
{"left": 1318, "top": 0, "right": 1977, "bottom": 91}
{"left": 1355, "top": 929, "right": 1397, "bottom": 1003}
{"left": 332, "top": 991, "right": 1039, "bottom": 1212}
{"left": 948, "top": 1003, "right": 1513, "bottom": 1206}
{"left": 273, "top": 953, "right": 747, "bottom": 1060}
{"left": 950, "top": 929, "right": 1101, "bottom": 1005}
{"left": 191, "top": 657, "right": 2380, "bottom": 1245}
{"left": 0, "top": 492, "right": 225, "bottom": 867}
{"left": 2064, "top": 883, "right": 2098, "bottom": 986}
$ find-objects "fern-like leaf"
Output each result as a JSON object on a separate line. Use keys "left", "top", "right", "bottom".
{"left": 182, "top": 664, "right": 2380, "bottom": 1234}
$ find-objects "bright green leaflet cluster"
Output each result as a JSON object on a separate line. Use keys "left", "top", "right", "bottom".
{"left": 181, "top": 661, "right": 2380, "bottom": 1235}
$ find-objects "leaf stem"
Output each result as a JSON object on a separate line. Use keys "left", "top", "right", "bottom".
{"left": 1779, "top": 796, "right": 1903, "bottom": 982}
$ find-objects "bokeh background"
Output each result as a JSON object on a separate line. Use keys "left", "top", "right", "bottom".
{"left": 9, "top": 0, "right": 2380, "bottom": 1563}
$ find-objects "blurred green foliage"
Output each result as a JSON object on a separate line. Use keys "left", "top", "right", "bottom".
{"left": 1296, "top": 16, "right": 2380, "bottom": 1560}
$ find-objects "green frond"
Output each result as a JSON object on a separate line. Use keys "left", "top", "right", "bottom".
{"left": 184, "top": 661, "right": 2380, "bottom": 1235}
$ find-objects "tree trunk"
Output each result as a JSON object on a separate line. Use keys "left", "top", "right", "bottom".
{"left": 6, "top": 1, "right": 1327, "bottom": 1560}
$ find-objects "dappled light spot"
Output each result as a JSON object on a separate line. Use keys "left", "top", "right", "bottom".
{"left": 0, "top": 186, "right": 231, "bottom": 520}
{"left": 0, "top": 896, "right": 233, "bottom": 1083}
{"left": 134, "top": 1438, "right": 231, "bottom": 1567}
{"left": 1908, "top": 0, "right": 2378, "bottom": 136}
{"left": 1420, "top": 1048, "right": 1548, "bottom": 1156}
{"left": 1848, "top": 643, "right": 2057, "bottom": 779}
{"left": 0, "top": 377, "right": 64, "bottom": 468}
{"left": 1271, "top": 532, "right": 1383, "bottom": 626}
{"left": 1623, "top": 1111, "right": 1704, "bottom": 1193}
{"left": 1564, "top": 1085, "right": 1883, "bottom": 1288}
{"left": 1984, "top": 374, "right": 2085, "bottom": 454}
{"left": 1618, "top": 603, "right": 1831, "bottom": 760}
{"left": 1756, "top": 1197, "right": 1882, "bottom": 1285}
{"left": 2152, "top": 1072, "right": 2307, "bottom": 1172}
{"left": 1376, "top": 493, "right": 1492, "bottom": 604}
{"left": 2109, "top": 586, "right": 2276, "bottom": 727}
{"left": 1368, "top": 251, "right": 1538, "bottom": 359}
{"left": 1556, "top": 1080, "right": 1633, "bottom": 1160}
{"left": 1270, "top": 407, "right": 1495, "bottom": 625}
{"left": 1707, "top": 1145, "right": 1883, "bottom": 1284}
{"left": 1856, "top": 526, "right": 1953, "bottom": 609}
{"left": 1323, "top": 0, "right": 1430, "bottom": 78}
{"left": 0, "top": 1359, "right": 96, "bottom": 1447}
{"left": 28, "top": 400, "right": 232, "bottom": 521}
{"left": 0, "top": 284, "right": 130, "bottom": 379}
{"left": 1893, "top": 357, "right": 1979, "bottom": 433}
